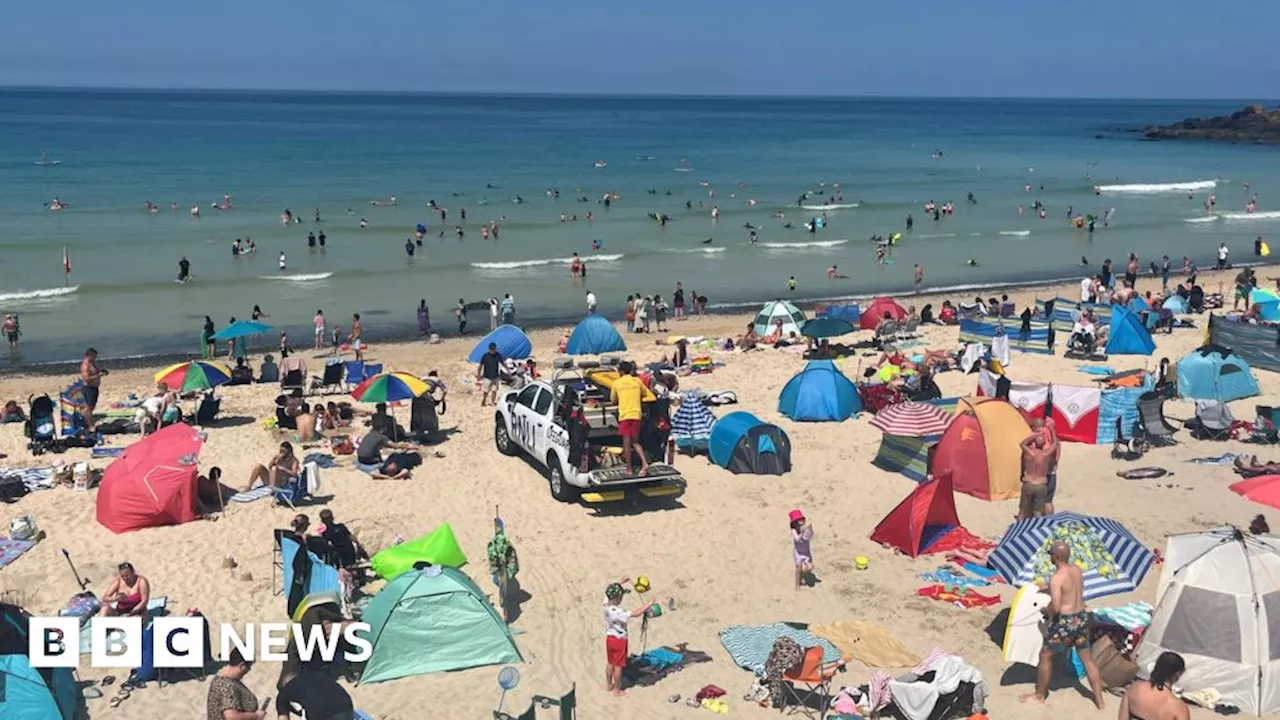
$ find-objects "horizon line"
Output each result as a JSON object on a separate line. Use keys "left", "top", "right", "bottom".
{"left": 0, "top": 83, "right": 1273, "bottom": 104}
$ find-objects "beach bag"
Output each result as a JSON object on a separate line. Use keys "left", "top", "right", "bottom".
{"left": 330, "top": 435, "right": 355, "bottom": 455}
{"left": 1092, "top": 635, "right": 1138, "bottom": 689}
{"left": 9, "top": 515, "right": 37, "bottom": 540}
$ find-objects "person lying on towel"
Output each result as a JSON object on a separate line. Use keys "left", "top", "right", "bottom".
{"left": 357, "top": 429, "right": 421, "bottom": 480}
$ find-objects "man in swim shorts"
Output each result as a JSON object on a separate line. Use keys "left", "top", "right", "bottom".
{"left": 1020, "top": 541, "right": 1106, "bottom": 710}
{"left": 1018, "top": 431, "right": 1053, "bottom": 520}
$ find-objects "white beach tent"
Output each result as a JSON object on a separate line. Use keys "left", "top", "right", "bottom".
{"left": 753, "top": 299, "right": 806, "bottom": 337}
{"left": 1136, "top": 527, "right": 1280, "bottom": 715}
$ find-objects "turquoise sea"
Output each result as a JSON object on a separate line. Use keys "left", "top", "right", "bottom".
{"left": 0, "top": 90, "right": 1277, "bottom": 367}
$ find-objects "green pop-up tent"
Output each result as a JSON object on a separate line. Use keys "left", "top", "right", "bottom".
{"left": 370, "top": 523, "right": 468, "bottom": 580}
{"left": 357, "top": 566, "right": 522, "bottom": 683}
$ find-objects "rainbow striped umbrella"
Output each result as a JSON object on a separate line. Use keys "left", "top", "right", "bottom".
{"left": 351, "top": 372, "right": 429, "bottom": 403}
{"left": 155, "top": 360, "right": 232, "bottom": 392}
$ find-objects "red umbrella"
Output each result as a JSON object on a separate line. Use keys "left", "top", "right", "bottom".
{"left": 1230, "top": 474, "right": 1280, "bottom": 511}
{"left": 860, "top": 296, "right": 907, "bottom": 330}
{"left": 96, "top": 423, "right": 204, "bottom": 533}
{"left": 870, "top": 401, "right": 953, "bottom": 437}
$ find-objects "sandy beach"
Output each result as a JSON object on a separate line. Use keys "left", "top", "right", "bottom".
{"left": 0, "top": 267, "right": 1271, "bottom": 719}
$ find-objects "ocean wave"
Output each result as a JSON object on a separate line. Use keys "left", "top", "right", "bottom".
{"left": 663, "top": 247, "right": 726, "bottom": 254}
{"left": 1095, "top": 180, "right": 1216, "bottom": 194}
{"left": 471, "top": 253, "right": 624, "bottom": 270}
{"left": 0, "top": 286, "right": 79, "bottom": 302}
{"left": 800, "top": 203, "right": 860, "bottom": 210}
{"left": 999, "top": 230, "right": 1031, "bottom": 237}
{"left": 917, "top": 233, "right": 956, "bottom": 239}
{"left": 1221, "top": 211, "right": 1280, "bottom": 221}
{"left": 759, "top": 240, "right": 848, "bottom": 250}
{"left": 1183, "top": 215, "right": 1219, "bottom": 223}
{"left": 259, "top": 272, "right": 334, "bottom": 282}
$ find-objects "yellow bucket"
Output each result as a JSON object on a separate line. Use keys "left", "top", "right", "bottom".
{"left": 854, "top": 556, "right": 869, "bottom": 571}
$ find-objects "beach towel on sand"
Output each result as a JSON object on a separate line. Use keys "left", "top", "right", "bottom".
{"left": 0, "top": 467, "right": 55, "bottom": 493}
{"left": 809, "top": 621, "right": 920, "bottom": 669}
{"left": 229, "top": 486, "right": 273, "bottom": 503}
{"left": 0, "top": 536, "right": 36, "bottom": 569}
{"left": 719, "top": 623, "right": 842, "bottom": 676}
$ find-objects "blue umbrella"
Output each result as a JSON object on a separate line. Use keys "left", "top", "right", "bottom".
{"left": 801, "top": 316, "right": 856, "bottom": 339}
{"left": 987, "top": 512, "right": 1154, "bottom": 601}
{"left": 209, "top": 320, "right": 272, "bottom": 341}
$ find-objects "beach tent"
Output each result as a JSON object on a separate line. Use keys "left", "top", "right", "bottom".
{"left": 753, "top": 300, "right": 806, "bottom": 337}
{"left": 1106, "top": 305, "right": 1156, "bottom": 356}
{"left": 1177, "top": 345, "right": 1260, "bottom": 403}
{"left": 370, "top": 523, "right": 469, "bottom": 581}
{"left": 0, "top": 603, "right": 78, "bottom": 719}
{"left": 1130, "top": 295, "right": 1151, "bottom": 312}
{"left": 822, "top": 303, "right": 860, "bottom": 325}
{"left": 1208, "top": 314, "right": 1280, "bottom": 373}
{"left": 468, "top": 325, "right": 532, "bottom": 362}
{"left": 1249, "top": 288, "right": 1280, "bottom": 322}
{"left": 708, "top": 411, "right": 791, "bottom": 475}
{"left": 870, "top": 473, "right": 961, "bottom": 557}
{"left": 1136, "top": 528, "right": 1280, "bottom": 715}
{"left": 931, "top": 398, "right": 1031, "bottom": 501}
{"left": 1162, "top": 295, "right": 1188, "bottom": 314}
{"left": 96, "top": 423, "right": 202, "bottom": 534}
{"left": 358, "top": 566, "right": 522, "bottom": 683}
{"left": 671, "top": 392, "right": 717, "bottom": 453}
{"left": 565, "top": 314, "right": 626, "bottom": 355}
{"left": 777, "top": 360, "right": 861, "bottom": 422}
{"left": 860, "top": 296, "right": 907, "bottom": 331}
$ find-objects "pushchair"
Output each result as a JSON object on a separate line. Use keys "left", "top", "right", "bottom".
{"left": 24, "top": 394, "right": 60, "bottom": 455}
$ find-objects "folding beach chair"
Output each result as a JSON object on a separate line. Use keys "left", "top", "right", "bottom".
{"left": 362, "top": 363, "right": 384, "bottom": 379}
{"left": 1134, "top": 390, "right": 1178, "bottom": 447}
{"left": 280, "top": 369, "right": 304, "bottom": 392}
{"left": 271, "top": 461, "right": 319, "bottom": 509}
{"left": 783, "top": 647, "right": 835, "bottom": 719}
{"left": 1189, "top": 399, "right": 1236, "bottom": 441}
{"left": 873, "top": 321, "right": 900, "bottom": 349}
{"left": 1249, "top": 405, "right": 1280, "bottom": 444}
{"left": 273, "top": 528, "right": 343, "bottom": 617}
{"left": 531, "top": 685, "right": 576, "bottom": 720}
{"left": 343, "top": 361, "right": 365, "bottom": 390}
{"left": 899, "top": 316, "right": 920, "bottom": 339}
{"left": 311, "top": 360, "right": 344, "bottom": 395}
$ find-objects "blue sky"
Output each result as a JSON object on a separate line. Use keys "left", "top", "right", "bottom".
{"left": 0, "top": 0, "right": 1273, "bottom": 98}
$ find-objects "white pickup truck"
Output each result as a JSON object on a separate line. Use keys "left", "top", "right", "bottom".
{"left": 492, "top": 360, "right": 686, "bottom": 504}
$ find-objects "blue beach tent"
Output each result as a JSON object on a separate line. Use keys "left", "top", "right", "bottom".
{"left": 822, "top": 303, "right": 861, "bottom": 325}
{"left": 566, "top": 314, "right": 627, "bottom": 355}
{"left": 778, "top": 360, "right": 861, "bottom": 421}
{"left": 0, "top": 603, "right": 79, "bottom": 719}
{"left": 1177, "top": 345, "right": 1260, "bottom": 403}
{"left": 708, "top": 411, "right": 792, "bottom": 475}
{"left": 1162, "top": 295, "right": 1187, "bottom": 314}
{"left": 1248, "top": 288, "right": 1280, "bottom": 322}
{"left": 1106, "top": 305, "right": 1156, "bottom": 356}
{"left": 468, "top": 325, "right": 532, "bottom": 362}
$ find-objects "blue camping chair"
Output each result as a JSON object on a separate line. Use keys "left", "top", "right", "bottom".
{"left": 274, "top": 529, "right": 343, "bottom": 617}
{"left": 343, "top": 361, "right": 365, "bottom": 389}
{"left": 271, "top": 462, "right": 318, "bottom": 509}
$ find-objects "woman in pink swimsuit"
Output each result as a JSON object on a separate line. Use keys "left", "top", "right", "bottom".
{"left": 100, "top": 562, "right": 150, "bottom": 616}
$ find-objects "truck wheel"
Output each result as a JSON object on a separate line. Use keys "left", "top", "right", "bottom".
{"left": 494, "top": 417, "right": 517, "bottom": 456}
{"left": 547, "top": 456, "right": 579, "bottom": 503}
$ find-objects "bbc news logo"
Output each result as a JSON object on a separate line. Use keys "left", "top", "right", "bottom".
{"left": 28, "top": 617, "right": 373, "bottom": 668}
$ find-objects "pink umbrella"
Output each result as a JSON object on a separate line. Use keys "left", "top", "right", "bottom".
{"left": 870, "top": 401, "right": 953, "bottom": 437}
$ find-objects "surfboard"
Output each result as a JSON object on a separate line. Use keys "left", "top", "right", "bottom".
{"left": 34, "top": 161, "right": 61, "bottom": 166}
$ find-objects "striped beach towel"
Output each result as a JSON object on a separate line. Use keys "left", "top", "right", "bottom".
{"left": 719, "top": 623, "right": 842, "bottom": 677}
{"left": 1092, "top": 601, "right": 1154, "bottom": 632}
{"left": 0, "top": 467, "right": 54, "bottom": 493}
{"left": 0, "top": 537, "right": 35, "bottom": 569}
{"left": 229, "top": 486, "right": 273, "bottom": 503}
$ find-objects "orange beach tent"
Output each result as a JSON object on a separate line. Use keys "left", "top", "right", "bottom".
{"left": 931, "top": 397, "right": 1031, "bottom": 501}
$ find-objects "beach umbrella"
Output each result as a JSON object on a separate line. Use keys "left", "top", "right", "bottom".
{"left": 988, "top": 512, "right": 1154, "bottom": 601}
{"left": 155, "top": 360, "right": 232, "bottom": 392}
{"left": 800, "top": 316, "right": 856, "bottom": 339}
{"left": 209, "top": 320, "right": 272, "bottom": 341}
{"left": 351, "top": 371, "right": 429, "bottom": 403}
{"left": 869, "top": 401, "right": 953, "bottom": 438}
{"left": 1229, "top": 474, "right": 1280, "bottom": 511}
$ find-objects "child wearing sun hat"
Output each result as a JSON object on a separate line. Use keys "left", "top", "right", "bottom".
{"left": 790, "top": 509, "right": 815, "bottom": 589}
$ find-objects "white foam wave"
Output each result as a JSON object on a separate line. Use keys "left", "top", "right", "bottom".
{"left": 259, "top": 273, "right": 333, "bottom": 282}
{"left": 0, "top": 286, "right": 79, "bottom": 302}
{"left": 917, "top": 233, "right": 956, "bottom": 239}
{"left": 665, "top": 247, "right": 726, "bottom": 254}
{"left": 1183, "top": 215, "right": 1219, "bottom": 223}
{"left": 999, "top": 230, "right": 1031, "bottom": 237}
{"left": 800, "top": 203, "right": 860, "bottom": 210}
{"left": 1221, "top": 211, "right": 1280, "bottom": 221}
{"left": 759, "top": 240, "right": 848, "bottom": 250}
{"left": 471, "top": 253, "right": 624, "bottom": 270}
{"left": 1095, "top": 180, "right": 1217, "bottom": 194}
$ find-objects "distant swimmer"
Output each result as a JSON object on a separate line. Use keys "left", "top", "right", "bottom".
{"left": 701, "top": 238, "right": 714, "bottom": 245}
{"left": 308, "top": 232, "right": 316, "bottom": 248}
{"left": 279, "top": 252, "right": 287, "bottom": 271}
{"left": 966, "top": 259, "right": 980, "bottom": 267}
{"left": 749, "top": 230, "right": 758, "bottom": 244}
{"left": 405, "top": 238, "right": 415, "bottom": 256}
{"left": 1080, "top": 256, "right": 1090, "bottom": 266}
{"left": 743, "top": 222, "right": 756, "bottom": 229}
{"left": 827, "top": 264, "right": 838, "bottom": 279}
{"left": 359, "top": 218, "right": 369, "bottom": 229}
{"left": 788, "top": 276, "right": 797, "bottom": 292}
{"left": 177, "top": 256, "right": 191, "bottom": 282}
{"left": 318, "top": 230, "right": 326, "bottom": 247}
{"left": 906, "top": 214, "right": 913, "bottom": 232}
{"left": 968, "top": 192, "right": 977, "bottom": 204}
{"left": 591, "top": 239, "right": 601, "bottom": 252}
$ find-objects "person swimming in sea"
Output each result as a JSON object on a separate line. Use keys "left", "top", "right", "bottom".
{"left": 591, "top": 239, "right": 601, "bottom": 253}
{"left": 1080, "top": 256, "right": 1090, "bottom": 266}
{"left": 966, "top": 258, "right": 980, "bottom": 267}
{"left": 701, "top": 237, "right": 714, "bottom": 245}
{"left": 405, "top": 238, "right": 415, "bottom": 256}
{"left": 177, "top": 256, "right": 191, "bottom": 282}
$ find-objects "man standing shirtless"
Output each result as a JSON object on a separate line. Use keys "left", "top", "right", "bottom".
{"left": 80, "top": 347, "right": 107, "bottom": 432}
{"left": 1021, "top": 541, "right": 1105, "bottom": 710}
{"left": 1019, "top": 431, "right": 1054, "bottom": 520}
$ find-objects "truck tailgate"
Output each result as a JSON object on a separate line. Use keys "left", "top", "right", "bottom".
{"left": 581, "top": 464, "right": 685, "bottom": 504}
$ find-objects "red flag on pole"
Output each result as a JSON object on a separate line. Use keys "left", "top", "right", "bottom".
{"left": 63, "top": 246, "right": 71, "bottom": 275}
